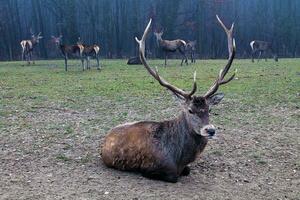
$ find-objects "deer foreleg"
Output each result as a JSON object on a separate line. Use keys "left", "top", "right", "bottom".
{"left": 22, "top": 50, "right": 25, "bottom": 61}
{"left": 96, "top": 54, "right": 100, "bottom": 70}
{"left": 257, "top": 51, "right": 262, "bottom": 62}
{"left": 264, "top": 51, "right": 267, "bottom": 61}
{"left": 179, "top": 48, "right": 188, "bottom": 66}
{"left": 28, "top": 52, "right": 31, "bottom": 65}
{"left": 251, "top": 51, "right": 255, "bottom": 62}
{"left": 64, "top": 55, "right": 68, "bottom": 71}
{"left": 88, "top": 56, "right": 91, "bottom": 70}
{"left": 32, "top": 52, "right": 35, "bottom": 65}
{"left": 81, "top": 56, "right": 85, "bottom": 71}
{"left": 193, "top": 51, "right": 196, "bottom": 63}
{"left": 165, "top": 52, "right": 167, "bottom": 66}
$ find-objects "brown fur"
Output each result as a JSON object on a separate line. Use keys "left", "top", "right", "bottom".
{"left": 102, "top": 122, "right": 159, "bottom": 171}
{"left": 82, "top": 44, "right": 101, "bottom": 70}
{"left": 101, "top": 98, "right": 213, "bottom": 183}
{"left": 154, "top": 31, "right": 188, "bottom": 66}
{"left": 20, "top": 33, "right": 42, "bottom": 64}
{"left": 52, "top": 35, "right": 85, "bottom": 71}
{"left": 250, "top": 40, "right": 278, "bottom": 62}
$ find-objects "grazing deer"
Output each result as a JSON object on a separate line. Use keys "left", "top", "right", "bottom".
{"left": 101, "top": 16, "right": 236, "bottom": 183}
{"left": 51, "top": 35, "right": 85, "bottom": 71}
{"left": 77, "top": 37, "right": 101, "bottom": 70}
{"left": 250, "top": 40, "right": 278, "bottom": 62}
{"left": 186, "top": 40, "right": 197, "bottom": 63}
{"left": 154, "top": 30, "right": 188, "bottom": 66}
{"left": 20, "top": 31, "right": 43, "bottom": 65}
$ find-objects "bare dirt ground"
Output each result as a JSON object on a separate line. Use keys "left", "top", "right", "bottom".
{"left": 0, "top": 60, "right": 299, "bottom": 199}
{"left": 1, "top": 97, "right": 299, "bottom": 200}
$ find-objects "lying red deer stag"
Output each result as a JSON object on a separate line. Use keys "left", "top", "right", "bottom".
{"left": 101, "top": 16, "right": 236, "bottom": 183}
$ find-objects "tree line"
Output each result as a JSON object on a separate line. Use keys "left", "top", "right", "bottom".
{"left": 0, "top": 0, "right": 299, "bottom": 61}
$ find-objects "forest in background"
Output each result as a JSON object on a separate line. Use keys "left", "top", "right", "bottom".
{"left": 0, "top": 0, "right": 299, "bottom": 61}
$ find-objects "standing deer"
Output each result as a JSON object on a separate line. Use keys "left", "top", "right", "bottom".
{"left": 154, "top": 30, "right": 188, "bottom": 66}
{"left": 250, "top": 40, "right": 278, "bottom": 62}
{"left": 77, "top": 37, "right": 101, "bottom": 70}
{"left": 101, "top": 16, "right": 236, "bottom": 183}
{"left": 20, "top": 31, "right": 43, "bottom": 65}
{"left": 186, "top": 40, "right": 197, "bottom": 63}
{"left": 51, "top": 35, "right": 85, "bottom": 71}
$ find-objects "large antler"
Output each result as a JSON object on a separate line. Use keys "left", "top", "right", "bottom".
{"left": 204, "top": 15, "right": 236, "bottom": 98}
{"left": 135, "top": 19, "right": 197, "bottom": 100}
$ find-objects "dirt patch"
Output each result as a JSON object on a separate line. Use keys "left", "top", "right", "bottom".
{"left": 1, "top": 98, "right": 299, "bottom": 200}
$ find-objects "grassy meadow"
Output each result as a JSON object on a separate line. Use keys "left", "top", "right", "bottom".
{"left": 0, "top": 58, "right": 299, "bottom": 199}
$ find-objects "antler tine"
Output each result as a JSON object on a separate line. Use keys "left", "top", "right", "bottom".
{"left": 204, "top": 16, "right": 236, "bottom": 98}
{"left": 216, "top": 15, "right": 234, "bottom": 58}
{"left": 30, "top": 28, "right": 34, "bottom": 35}
{"left": 136, "top": 19, "right": 197, "bottom": 100}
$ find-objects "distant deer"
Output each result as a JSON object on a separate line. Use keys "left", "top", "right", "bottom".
{"left": 20, "top": 31, "right": 43, "bottom": 65}
{"left": 186, "top": 40, "right": 197, "bottom": 63}
{"left": 154, "top": 30, "right": 188, "bottom": 66}
{"left": 250, "top": 40, "right": 278, "bottom": 62}
{"left": 51, "top": 35, "right": 85, "bottom": 71}
{"left": 101, "top": 16, "right": 236, "bottom": 183}
{"left": 77, "top": 37, "right": 101, "bottom": 70}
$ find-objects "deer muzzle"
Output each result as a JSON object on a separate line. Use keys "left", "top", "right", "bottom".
{"left": 200, "top": 124, "right": 216, "bottom": 138}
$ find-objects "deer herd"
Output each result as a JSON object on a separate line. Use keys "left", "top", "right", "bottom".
{"left": 19, "top": 15, "right": 276, "bottom": 183}
{"left": 20, "top": 17, "right": 278, "bottom": 70}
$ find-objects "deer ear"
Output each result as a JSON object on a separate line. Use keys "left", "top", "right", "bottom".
{"left": 207, "top": 93, "right": 224, "bottom": 106}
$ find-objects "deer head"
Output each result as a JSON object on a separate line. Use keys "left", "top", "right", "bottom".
{"left": 136, "top": 16, "right": 236, "bottom": 137}
{"left": 154, "top": 30, "right": 163, "bottom": 46}
{"left": 30, "top": 30, "right": 43, "bottom": 43}
{"left": 51, "top": 35, "right": 63, "bottom": 46}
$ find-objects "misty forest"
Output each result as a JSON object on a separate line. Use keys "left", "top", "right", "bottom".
{"left": 1, "top": 1, "right": 299, "bottom": 199}
{"left": 0, "top": 0, "right": 300, "bottom": 60}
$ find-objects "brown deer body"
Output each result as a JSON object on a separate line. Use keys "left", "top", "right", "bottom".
{"left": 52, "top": 35, "right": 84, "bottom": 71}
{"left": 81, "top": 45, "right": 100, "bottom": 70}
{"left": 250, "top": 40, "right": 278, "bottom": 62}
{"left": 186, "top": 40, "right": 197, "bottom": 63}
{"left": 77, "top": 38, "right": 101, "bottom": 70}
{"left": 20, "top": 32, "right": 43, "bottom": 65}
{"left": 101, "top": 16, "right": 236, "bottom": 183}
{"left": 154, "top": 31, "right": 188, "bottom": 66}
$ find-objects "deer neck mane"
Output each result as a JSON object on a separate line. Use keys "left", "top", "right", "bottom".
{"left": 30, "top": 39, "right": 38, "bottom": 46}
{"left": 159, "top": 111, "right": 206, "bottom": 165}
{"left": 163, "top": 111, "right": 199, "bottom": 139}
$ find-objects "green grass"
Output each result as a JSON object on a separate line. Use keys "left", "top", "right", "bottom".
{"left": 56, "top": 153, "right": 71, "bottom": 162}
{"left": 0, "top": 58, "right": 299, "bottom": 131}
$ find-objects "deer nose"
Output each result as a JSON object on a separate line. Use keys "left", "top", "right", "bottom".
{"left": 207, "top": 128, "right": 215, "bottom": 136}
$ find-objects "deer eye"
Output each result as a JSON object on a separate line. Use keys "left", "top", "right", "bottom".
{"left": 188, "top": 108, "right": 194, "bottom": 114}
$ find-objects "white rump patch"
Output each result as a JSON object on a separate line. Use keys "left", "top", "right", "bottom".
{"left": 20, "top": 40, "right": 32, "bottom": 51}
{"left": 250, "top": 41, "right": 255, "bottom": 50}
{"left": 94, "top": 46, "right": 100, "bottom": 54}
{"left": 180, "top": 40, "right": 187, "bottom": 46}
